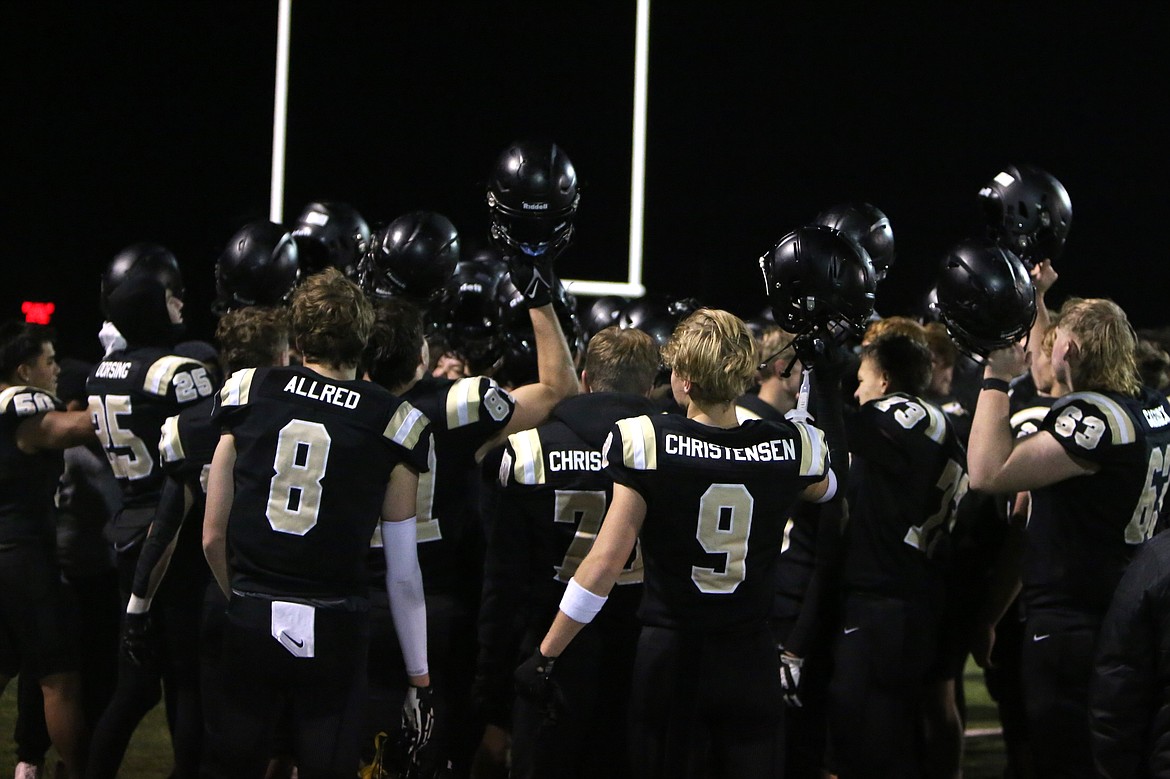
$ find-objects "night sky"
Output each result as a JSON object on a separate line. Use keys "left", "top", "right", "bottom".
{"left": 5, "top": 3, "right": 1166, "bottom": 361}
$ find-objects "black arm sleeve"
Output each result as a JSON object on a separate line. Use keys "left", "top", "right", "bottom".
{"left": 783, "top": 498, "right": 847, "bottom": 657}
{"left": 130, "top": 475, "right": 187, "bottom": 600}
{"left": 810, "top": 368, "right": 849, "bottom": 495}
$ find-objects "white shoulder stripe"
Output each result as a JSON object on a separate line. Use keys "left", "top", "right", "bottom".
{"left": 1068, "top": 391, "right": 1137, "bottom": 445}
{"left": 923, "top": 402, "right": 947, "bottom": 444}
{"left": 446, "top": 377, "right": 482, "bottom": 428}
{"left": 159, "top": 415, "right": 184, "bottom": 463}
{"left": 219, "top": 368, "right": 256, "bottom": 408}
{"left": 387, "top": 404, "right": 427, "bottom": 449}
{"left": 144, "top": 355, "right": 199, "bottom": 396}
{"left": 508, "top": 429, "right": 546, "bottom": 485}
{"left": 793, "top": 422, "right": 828, "bottom": 477}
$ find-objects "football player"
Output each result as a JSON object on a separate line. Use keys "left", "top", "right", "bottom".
{"left": 202, "top": 268, "right": 433, "bottom": 776}
{"left": 524, "top": 309, "right": 839, "bottom": 778}
{"left": 475, "top": 326, "right": 661, "bottom": 779}
{"left": 827, "top": 333, "right": 969, "bottom": 778}
{"left": 0, "top": 322, "right": 96, "bottom": 777}
{"left": 119, "top": 306, "right": 290, "bottom": 767}
{"left": 969, "top": 297, "right": 1170, "bottom": 778}
{"left": 86, "top": 260, "right": 218, "bottom": 779}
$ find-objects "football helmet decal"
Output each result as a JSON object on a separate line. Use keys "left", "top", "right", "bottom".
{"left": 978, "top": 164, "right": 1072, "bottom": 269}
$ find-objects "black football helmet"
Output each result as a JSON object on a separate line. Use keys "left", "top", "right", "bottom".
{"left": 813, "top": 202, "right": 896, "bottom": 281}
{"left": 213, "top": 221, "right": 299, "bottom": 314}
{"left": 359, "top": 211, "right": 460, "bottom": 303}
{"left": 759, "top": 225, "right": 877, "bottom": 338}
{"left": 430, "top": 250, "right": 509, "bottom": 373}
{"left": 486, "top": 140, "right": 579, "bottom": 258}
{"left": 933, "top": 238, "right": 1036, "bottom": 358}
{"left": 978, "top": 164, "right": 1072, "bottom": 269}
{"left": 619, "top": 295, "right": 701, "bottom": 348}
{"left": 101, "top": 243, "right": 184, "bottom": 318}
{"left": 584, "top": 295, "right": 629, "bottom": 338}
{"left": 291, "top": 201, "right": 371, "bottom": 278}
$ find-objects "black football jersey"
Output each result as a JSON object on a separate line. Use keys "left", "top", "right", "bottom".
{"left": 215, "top": 365, "right": 430, "bottom": 600}
{"left": 1010, "top": 393, "right": 1056, "bottom": 439}
{"left": 604, "top": 413, "right": 830, "bottom": 631}
{"left": 486, "top": 393, "right": 656, "bottom": 622}
{"left": 1023, "top": 387, "right": 1170, "bottom": 618}
{"left": 86, "top": 348, "right": 216, "bottom": 513}
{"left": 0, "top": 385, "right": 65, "bottom": 545}
{"left": 735, "top": 393, "right": 785, "bottom": 424}
{"left": 367, "top": 374, "right": 516, "bottom": 596}
{"left": 843, "top": 392, "right": 968, "bottom": 602}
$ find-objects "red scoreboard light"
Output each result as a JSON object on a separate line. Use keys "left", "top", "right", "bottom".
{"left": 22, "top": 301, "right": 56, "bottom": 325}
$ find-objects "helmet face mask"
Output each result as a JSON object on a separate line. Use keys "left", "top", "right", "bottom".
{"left": 759, "top": 225, "right": 877, "bottom": 341}
{"left": 978, "top": 164, "right": 1072, "bottom": 269}
{"left": 934, "top": 238, "right": 1037, "bottom": 359}
{"left": 486, "top": 141, "right": 579, "bottom": 258}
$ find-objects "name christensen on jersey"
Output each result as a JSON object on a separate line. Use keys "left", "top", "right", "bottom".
{"left": 664, "top": 432, "right": 797, "bottom": 462}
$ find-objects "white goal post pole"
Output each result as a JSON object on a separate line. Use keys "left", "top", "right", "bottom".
{"left": 269, "top": 0, "right": 292, "bottom": 224}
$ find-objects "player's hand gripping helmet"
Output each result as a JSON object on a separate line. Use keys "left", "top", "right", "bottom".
{"left": 359, "top": 211, "right": 460, "bottom": 303}
{"left": 813, "top": 202, "right": 896, "bottom": 281}
{"left": 493, "top": 276, "right": 586, "bottom": 386}
{"left": 291, "top": 201, "right": 371, "bottom": 279}
{"left": 486, "top": 140, "right": 579, "bottom": 258}
{"left": 759, "top": 225, "right": 877, "bottom": 339}
{"left": 101, "top": 243, "right": 184, "bottom": 318}
{"left": 933, "top": 238, "right": 1036, "bottom": 358}
{"left": 978, "top": 164, "right": 1072, "bottom": 269}
{"left": 213, "top": 221, "right": 300, "bottom": 314}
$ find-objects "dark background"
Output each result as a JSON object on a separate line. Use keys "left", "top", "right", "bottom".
{"left": 4, "top": 3, "right": 1165, "bottom": 361}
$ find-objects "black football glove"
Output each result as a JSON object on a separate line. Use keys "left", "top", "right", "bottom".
{"left": 121, "top": 611, "right": 153, "bottom": 667}
{"left": 513, "top": 650, "right": 564, "bottom": 720}
{"left": 777, "top": 649, "right": 804, "bottom": 708}
{"left": 506, "top": 254, "right": 555, "bottom": 308}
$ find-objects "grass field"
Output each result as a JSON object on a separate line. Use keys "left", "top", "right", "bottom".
{"left": 1, "top": 662, "right": 1007, "bottom": 776}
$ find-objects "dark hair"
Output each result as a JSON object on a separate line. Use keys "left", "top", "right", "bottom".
{"left": 860, "top": 333, "right": 933, "bottom": 397}
{"left": 289, "top": 267, "right": 373, "bottom": 368}
{"left": 364, "top": 298, "right": 425, "bottom": 391}
{"left": 0, "top": 321, "right": 54, "bottom": 384}
{"left": 215, "top": 307, "right": 289, "bottom": 375}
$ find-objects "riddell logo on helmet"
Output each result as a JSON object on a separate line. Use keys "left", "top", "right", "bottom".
{"left": 522, "top": 202, "right": 549, "bottom": 211}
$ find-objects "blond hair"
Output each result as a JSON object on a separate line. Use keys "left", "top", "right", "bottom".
{"left": 584, "top": 326, "right": 660, "bottom": 394}
{"left": 1058, "top": 298, "right": 1140, "bottom": 395}
{"left": 862, "top": 315, "right": 927, "bottom": 346}
{"left": 290, "top": 267, "right": 374, "bottom": 369}
{"left": 756, "top": 325, "right": 797, "bottom": 372}
{"left": 661, "top": 309, "right": 756, "bottom": 405}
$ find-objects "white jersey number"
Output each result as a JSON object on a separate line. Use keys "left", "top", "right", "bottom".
{"left": 692, "top": 483, "right": 755, "bottom": 594}
{"left": 267, "top": 419, "right": 331, "bottom": 536}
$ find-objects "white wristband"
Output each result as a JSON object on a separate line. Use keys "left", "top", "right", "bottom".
{"left": 559, "top": 578, "right": 608, "bottom": 624}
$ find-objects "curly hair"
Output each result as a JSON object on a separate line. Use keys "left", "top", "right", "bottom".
{"left": 215, "top": 307, "right": 289, "bottom": 375}
{"left": 661, "top": 309, "right": 756, "bottom": 405}
{"left": 290, "top": 268, "right": 373, "bottom": 369}
{"left": 1058, "top": 298, "right": 1140, "bottom": 395}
